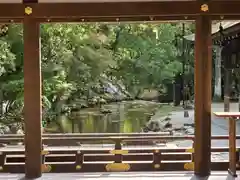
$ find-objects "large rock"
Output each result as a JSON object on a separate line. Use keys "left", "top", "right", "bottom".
{"left": 0, "top": 123, "right": 24, "bottom": 134}
{"left": 144, "top": 116, "right": 172, "bottom": 132}
{"left": 0, "top": 123, "right": 10, "bottom": 134}
{"left": 139, "top": 89, "right": 160, "bottom": 101}
{"left": 144, "top": 113, "right": 195, "bottom": 135}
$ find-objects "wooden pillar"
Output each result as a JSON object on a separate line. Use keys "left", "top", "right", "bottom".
{"left": 194, "top": 15, "right": 212, "bottom": 177}
{"left": 228, "top": 116, "right": 237, "bottom": 177}
{"left": 24, "top": 17, "right": 42, "bottom": 178}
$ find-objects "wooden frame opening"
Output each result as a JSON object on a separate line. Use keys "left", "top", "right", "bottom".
{"left": 1, "top": 0, "right": 237, "bottom": 178}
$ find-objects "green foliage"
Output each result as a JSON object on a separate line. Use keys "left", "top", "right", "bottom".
{"left": 0, "top": 22, "right": 194, "bottom": 130}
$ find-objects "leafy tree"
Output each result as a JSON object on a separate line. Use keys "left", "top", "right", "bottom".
{"left": 0, "top": 22, "right": 194, "bottom": 132}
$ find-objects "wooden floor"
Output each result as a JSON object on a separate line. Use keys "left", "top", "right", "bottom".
{"left": 1, "top": 172, "right": 240, "bottom": 180}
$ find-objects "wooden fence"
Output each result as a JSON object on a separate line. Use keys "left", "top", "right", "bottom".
{"left": 0, "top": 133, "right": 238, "bottom": 173}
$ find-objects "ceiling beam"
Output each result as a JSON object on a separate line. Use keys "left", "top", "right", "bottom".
{"left": 209, "top": 1, "right": 240, "bottom": 16}
{"left": 0, "top": 1, "right": 240, "bottom": 21}
{"left": 0, "top": 4, "right": 23, "bottom": 18}
{"left": 32, "top": 1, "right": 199, "bottom": 18}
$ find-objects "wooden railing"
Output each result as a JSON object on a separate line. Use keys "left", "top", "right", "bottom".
{"left": 0, "top": 133, "right": 238, "bottom": 173}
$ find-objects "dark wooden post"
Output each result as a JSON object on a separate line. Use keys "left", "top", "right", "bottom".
{"left": 194, "top": 14, "right": 212, "bottom": 177}
{"left": 24, "top": 17, "right": 42, "bottom": 178}
{"left": 228, "top": 116, "right": 237, "bottom": 177}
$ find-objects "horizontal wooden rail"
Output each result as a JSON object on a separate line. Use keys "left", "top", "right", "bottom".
{"left": 1, "top": 134, "right": 240, "bottom": 140}
{"left": 0, "top": 132, "right": 170, "bottom": 138}
{"left": 0, "top": 146, "right": 237, "bottom": 173}
{"left": 0, "top": 133, "right": 238, "bottom": 173}
{"left": 0, "top": 134, "right": 239, "bottom": 146}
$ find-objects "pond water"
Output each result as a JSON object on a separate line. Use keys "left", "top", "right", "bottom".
{"left": 47, "top": 101, "right": 175, "bottom": 133}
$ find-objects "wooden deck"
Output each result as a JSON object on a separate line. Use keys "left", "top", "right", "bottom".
{"left": 0, "top": 172, "right": 239, "bottom": 180}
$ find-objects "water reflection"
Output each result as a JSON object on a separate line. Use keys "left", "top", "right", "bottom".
{"left": 74, "top": 102, "right": 153, "bottom": 133}
{"left": 48, "top": 101, "right": 162, "bottom": 133}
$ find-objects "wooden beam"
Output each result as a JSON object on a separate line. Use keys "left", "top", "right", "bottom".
{"left": 0, "top": 16, "right": 197, "bottom": 23}
{"left": 23, "top": 0, "right": 38, "bottom": 3}
{"left": 1, "top": 15, "right": 240, "bottom": 23}
{"left": 37, "top": 16, "right": 196, "bottom": 22}
{"left": 209, "top": 1, "right": 240, "bottom": 16}
{"left": 1, "top": 1, "right": 240, "bottom": 21}
{"left": 194, "top": 14, "right": 212, "bottom": 177}
{"left": 24, "top": 17, "right": 42, "bottom": 178}
{"left": 32, "top": 1, "right": 198, "bottom": 18}
{"left": 36, "top": 0, "right": 204, "bottom": 2}
{"left": 24, "top": 1, "right": 240, "bottom": 19}
{"left": 0, "top": 4, "right": 24, "bottom": 18}
{"left": 0, "top": 2, "right": 199, "bottom": 19}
